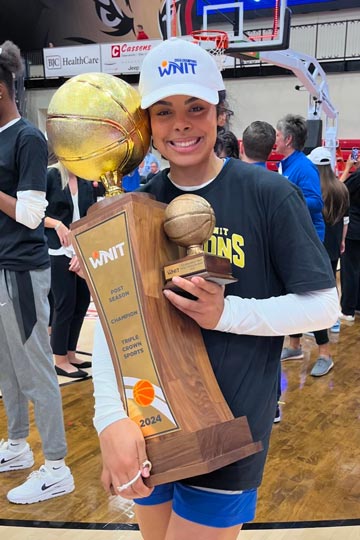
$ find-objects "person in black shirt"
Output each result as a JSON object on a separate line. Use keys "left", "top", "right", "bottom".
{"left": 0, "top": 40, "right": 74, "bottom": 504}
{"left": 45, "top": 163, "right": 97, "bottom": 378}
{"left": 339, "top": 154, "right": 360, "bottom": 321}
{"left": 92, "top": 39, "right": 338, "bottom": 539}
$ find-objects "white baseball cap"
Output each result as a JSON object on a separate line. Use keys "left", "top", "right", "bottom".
{"left": 307, "top": 146, "right": 332, "bottom": 165}
{"left": 139, "top": 38, "right": 225, "bottom": 109}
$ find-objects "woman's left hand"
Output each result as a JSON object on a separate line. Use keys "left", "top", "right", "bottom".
{"left": 69, "top": 255, "right": 81, "bottom": 273}
{"left": 163, "top": 276, "right": 224, "bottom": 329}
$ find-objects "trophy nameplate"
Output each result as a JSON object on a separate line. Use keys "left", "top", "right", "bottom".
{"left": 163, "top": 252, "right": 238, "bottom": 290}
{"left": 71, "top": 193, "right": 262, "bottom": 487}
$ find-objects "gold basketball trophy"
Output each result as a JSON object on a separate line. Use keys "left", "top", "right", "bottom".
{"left": 47, "top": 73, "right": 261, "bottom": 487}
{"left": 163, "top": 194, "right": 237, "bottom": 293}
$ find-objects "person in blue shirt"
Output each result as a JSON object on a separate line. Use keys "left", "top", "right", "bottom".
{"left": 276, "top": 115, "right": 334, "bottom": 377}
{"left": 276, "top": 114, "right": 324, "bottom": 239}
{"left": 122, "top": 167, "right": 141, "bottom": 192}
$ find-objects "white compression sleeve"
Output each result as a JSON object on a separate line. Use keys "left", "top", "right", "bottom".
{"left": 16, "top": 190, "right": 48, "bottom": 229}
{"left": 92, "top": 288, "right": 338, "bottom": 433}
{"left": 215, "top": 287, "right": 339, "bottom": 336}
{"left": 92, "top": 319, "right": 128, "bottom": 435}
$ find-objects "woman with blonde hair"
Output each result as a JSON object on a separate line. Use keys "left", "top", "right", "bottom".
{"left": 45, "top": 161, "right": 97, "bottom": 377}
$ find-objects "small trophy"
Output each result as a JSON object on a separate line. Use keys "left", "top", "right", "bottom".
{"left": 163, "top": 194, "right": 237, "bottom": 293}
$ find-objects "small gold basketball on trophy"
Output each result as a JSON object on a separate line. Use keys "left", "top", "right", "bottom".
{"left": 163, "top": 194, "right": 237, "bottom": 292}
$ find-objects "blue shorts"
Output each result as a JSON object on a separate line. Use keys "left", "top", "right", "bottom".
{"left": 134, "top": 483, "right": 257, "bottom": 528}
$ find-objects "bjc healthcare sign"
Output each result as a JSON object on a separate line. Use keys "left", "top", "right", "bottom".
{"left": 44, "top": 44, "right": 101, "bottom": 78}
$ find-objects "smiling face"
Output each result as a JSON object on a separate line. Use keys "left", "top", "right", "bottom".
{"left": 149, "top": 95, "right": 221, "bottom": 185}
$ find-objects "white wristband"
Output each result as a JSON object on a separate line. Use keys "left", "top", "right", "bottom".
{"left": 55, "top": 222, "right": 62, "bottom": 231}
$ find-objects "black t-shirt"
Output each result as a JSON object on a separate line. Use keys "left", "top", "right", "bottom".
{"left": 345, "top": 171, "right": 360, "bottom": 240}
{"left": 139, "top": 158, "right": 335, "bottom": 490}
{"left": 0, "top": 118, "right": 49, "bottom": 271}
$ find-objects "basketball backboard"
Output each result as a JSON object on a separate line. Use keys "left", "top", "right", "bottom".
{"left": 166, "top": 1, "right": 291, "bottom": 57}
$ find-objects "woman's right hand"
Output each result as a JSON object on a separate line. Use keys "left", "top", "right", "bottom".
{"left": 99, "top": 418, "right": 153, "bottom": 500}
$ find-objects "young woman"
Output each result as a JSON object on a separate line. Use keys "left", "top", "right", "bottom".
{"left": 45, "top": 162, "right": 97, "bottom": 377}
{"left": 0, "top": 40, "right": 74, "bottom": 504}
{"left": 308, "top": 147, "right": 349, "bottom": 334}
{"left": 92, "top": 38, "right": 338, "bottom": 540}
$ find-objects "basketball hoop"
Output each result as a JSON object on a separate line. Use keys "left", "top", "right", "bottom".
{"left": 191, "top": 30, "right": 229, "bottom": 71}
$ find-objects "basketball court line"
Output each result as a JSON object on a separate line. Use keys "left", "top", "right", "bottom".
{"left": 1, "top": 523, "right": 359, "bottom": 540}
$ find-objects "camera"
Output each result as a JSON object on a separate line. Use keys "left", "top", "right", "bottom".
{"left": 351, "top": 147, "right": 359, "bottom": 161}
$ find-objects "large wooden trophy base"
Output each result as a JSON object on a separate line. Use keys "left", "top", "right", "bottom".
{"left": 71, "top": 193, "right": 262, "bottom": 487}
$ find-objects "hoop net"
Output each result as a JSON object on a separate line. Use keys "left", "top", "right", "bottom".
{"left": 191, "top": 30, "right": 229, "bottom": 71}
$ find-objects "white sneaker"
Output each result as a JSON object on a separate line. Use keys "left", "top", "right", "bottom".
{"left": 7, "top": 464, "right": 74, "bottom": 504}
{"left": 339, "top": 312, "right": 355, "bottom": 322}
{"left": 0, "top": 439, "right": 34, "bottom": 472}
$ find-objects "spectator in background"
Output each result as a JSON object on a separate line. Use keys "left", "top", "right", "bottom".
{"left": 307, "top": 147, "right": 349, "bottom": 361}
{"left": 338, "top": 153, "right": 360, "bottom": 322}
{"left": 143, "top": 160, "right": 160, "bottom": 183}
{"left": 217, "top": 102, "right": 234, "bottom": 134}
{"left": 0, "top": 40, "right": 74, "bottom": 505}
{"left": 45, "top": 162, "right": 97, "bottom": 378}
{"left": 136, "top": 24, "right": 149, "bottom": 40}
{"left": 215, "top": 130, "right": 240, "bottom": 159}
{"left": 240, "top": 120, "right": 282, "bottom": 421}
{"left": 240, "top": 121, "right": 276, "bottom": 166}
{"left": 276, "top": 115, "right": 336, "bottom": 377}
{"left": 138, "top": 149, "right": 161, "bottom": 178}
{"left": 122, "top": 167, "right": 141, "bottom": 192}
{"left": 276, "top": 114, "right": 324, "bottom": 239}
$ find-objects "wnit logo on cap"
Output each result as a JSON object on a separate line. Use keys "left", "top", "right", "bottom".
{"left": 158, "top": 58, "right": 197, "bottom": 77}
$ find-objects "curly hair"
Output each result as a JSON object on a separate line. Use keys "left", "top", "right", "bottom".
{"left": 0, "top": 40, "right": 23, "bottom": 98}
{"left": 215, "top": 131, "right": 239, "bottom": 159}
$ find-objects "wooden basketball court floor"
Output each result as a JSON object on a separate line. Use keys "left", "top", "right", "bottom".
{"left": 1, "top": 309, "right": 359, "bottom": 540}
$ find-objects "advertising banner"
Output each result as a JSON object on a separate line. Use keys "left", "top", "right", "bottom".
{"left": 101, "top": 40, "right": 161, "bottom": 75}
{"left": 43, "top": 44, "right": 101, "bottom": 78}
